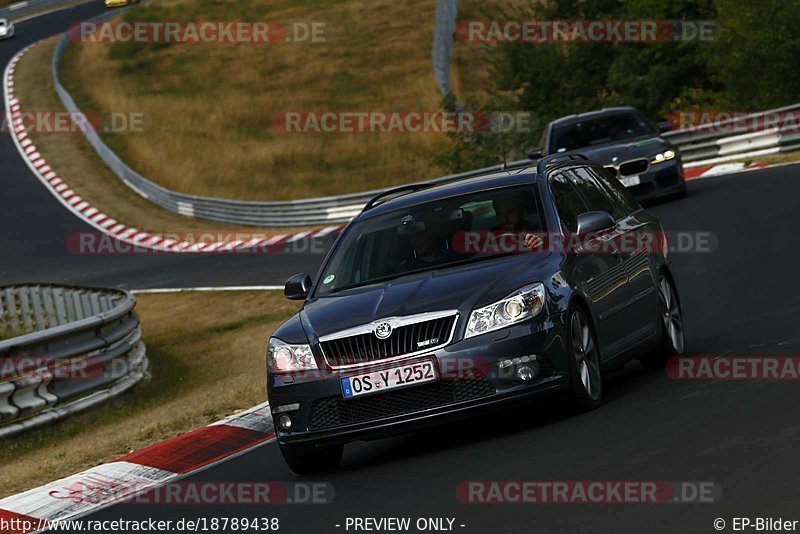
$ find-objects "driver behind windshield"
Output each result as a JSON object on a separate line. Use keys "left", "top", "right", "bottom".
{"left": 398, "top": 215, "right": 459, "bottom": 270}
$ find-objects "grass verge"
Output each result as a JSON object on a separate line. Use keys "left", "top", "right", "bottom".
{"left": 740, "top": 152, "right": 800, "bottom": 168}
{"left": 63, "top": 0, "right": 452, "bottom": 200}
{"left": 12, "top": 38, "right": 309, "bottom": 235}
{"left": 0, "top": 290, "right": 299, "bottom": 498}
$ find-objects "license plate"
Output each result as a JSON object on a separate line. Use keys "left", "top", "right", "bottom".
{"left": 620, "top": 175, "right": 641, "bottom": 187}
{"left": 341, "top": 360, "right": 437, "bottom": 399}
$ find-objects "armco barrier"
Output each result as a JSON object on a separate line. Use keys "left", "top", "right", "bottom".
{"left": 0, "top": 285, "right": 148, "bottom": 438}
{"left": 47, "top": 4, "right": 799, "bottom": 229}
{"left": 433, "top": 0, "right": 458, "bottom": 95}
{"left": 661, "top": 103, "right": 800, "bottom": 166}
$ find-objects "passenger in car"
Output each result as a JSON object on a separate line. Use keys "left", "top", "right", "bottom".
{"left": 492, "top": 194, "right": 543, "bottom": 250}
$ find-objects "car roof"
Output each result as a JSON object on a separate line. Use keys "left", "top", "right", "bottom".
{"left": 550, "top": 106, "right": 640, "bottom": 128}
{"left": 361, "top": 166, "right": 540, "bottom": 218}
{"left": 360, "top": 157, "right": 598, "bottom": 218}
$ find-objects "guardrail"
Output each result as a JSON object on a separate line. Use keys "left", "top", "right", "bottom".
{"left": 0, "top": 285, "right": 148, "bottom": 438}
{"left": 661, "top": 104, "right": 800, "bottom": 166}
{"left": 0, "top": 0, "right": 89, "bottom": 20}
{"left": 47, "top": 3, "right": 798, "bottom": 229}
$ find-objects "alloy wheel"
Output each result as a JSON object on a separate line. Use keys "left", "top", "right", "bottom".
{"left": 658, "top": 276, "right": 684, "bottom": 354}
{"left": 570, "top": 311, "right": 601, "bottom": 400}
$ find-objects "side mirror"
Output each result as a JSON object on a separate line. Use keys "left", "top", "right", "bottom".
{"left": 576, "top": 211, "right": 615, "bottom": 236}
{"left": 657, "top": 121, "right": 672, "bottom": 134}
{"left": 284, "top": 273, "right": 313, "bottom": 300}
{"left": 527, "top": 147, "right": 544, "bottom": 160}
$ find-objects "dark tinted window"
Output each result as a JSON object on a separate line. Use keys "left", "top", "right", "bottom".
{"left": 549, "top": 173, "right": 588, "bottom": 232}
{"left": 569, "top": 168, "right": 621, "bottom": 219}
{"left": 590, "top": 166, "right": 640, "bottom": 215}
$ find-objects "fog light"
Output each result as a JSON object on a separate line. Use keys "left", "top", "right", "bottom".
{"left": 278, "top": 414, "right": 293, "bottom": 431}
{"left": 516, "top": 365, "right": 535, "bottom": 381}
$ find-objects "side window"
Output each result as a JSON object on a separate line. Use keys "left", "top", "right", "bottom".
{"left": 590, "top": 166, "right": 641, "bottom": 215}
{"left": 568, "top": 167, "right": 623, "bottom": 220}
{"left": 549, "top": 173, "right": 588, "bottom": 232}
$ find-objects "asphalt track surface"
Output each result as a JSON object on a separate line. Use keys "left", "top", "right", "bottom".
{"left": 4, "top": 3, "right": 800, "bottom": 534}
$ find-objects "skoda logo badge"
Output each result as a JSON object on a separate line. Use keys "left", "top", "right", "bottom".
{"left": 374, "top": 322, "right": 393, "bottom": 339}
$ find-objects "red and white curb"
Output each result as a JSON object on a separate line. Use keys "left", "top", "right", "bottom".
{"left": 3, "top": 45, "right": 344, "bottom": 254}
{"left": 0, "top": 403, "right": 275, "bottom": 532}
{"left": 683, "top": 161, "right": 767, "bottom": 180}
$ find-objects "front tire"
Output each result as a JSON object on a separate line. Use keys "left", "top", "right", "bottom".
{"left": 279, "top": 442, "right": 343, "bottom": 475}
{"left": 566, "top": 306, "right": 602, "bottom": 411}
{"left": 640, "top": 273, "right": 684, "bottom": 370}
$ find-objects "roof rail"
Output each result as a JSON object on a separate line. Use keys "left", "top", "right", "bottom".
{"left": 536, "top": 153, "right": 590, "bottom": 173}
{"left": 363, "top": 182, "right": 439, "bottom": 211}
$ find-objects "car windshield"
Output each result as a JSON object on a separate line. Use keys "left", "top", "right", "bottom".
{"left": 316, "top": 185, "right": 544, "bottom": 296}
{"left": 549, "top": 111, "right": 655, "bottom": 152}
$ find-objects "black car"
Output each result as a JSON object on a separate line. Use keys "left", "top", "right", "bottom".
{"left": 529, "top": 107, "right": 686, "bottom": 202}
{"left": 267, "top": 154, "right": 685, "bottom": 474}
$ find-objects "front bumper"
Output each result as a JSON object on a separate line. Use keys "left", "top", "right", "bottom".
{"left": 268, "top": 317, "right": 571, "bottom": 446}
{"left": 625, "top": 158, "right": 686, "bottom": 202}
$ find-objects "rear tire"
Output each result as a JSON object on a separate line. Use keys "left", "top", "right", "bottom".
{"left": 640, "top": 273, "right": 684, "bottom": 370}
{"left": 279, "top": 442, "right": 343, "bottom": 475}
{"left": 565, "top": 306, "right": 602, "bottom": 411}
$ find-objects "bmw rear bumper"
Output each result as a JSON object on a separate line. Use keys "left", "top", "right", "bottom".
{"left": 268, "top": 318, "right": 571, "bottom": 447}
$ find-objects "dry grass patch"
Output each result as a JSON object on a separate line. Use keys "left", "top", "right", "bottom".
{"left": 741, "top": 152, "right": 800, "bottom": 167}
{"left": 65, "top": 0, "right": 453, "bottom": 201}
{"left": 13, "top": 38, "right": 286, "bottom": 235}
{"left": 0, "top": 290, "right": 299, "bottom": 498}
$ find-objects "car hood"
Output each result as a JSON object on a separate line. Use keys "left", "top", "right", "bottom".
{"left": 281, "top": 253, "right": 555, "bottom": 342}
{"left": 572, "top": 136, "right": 671, "bottom": 165}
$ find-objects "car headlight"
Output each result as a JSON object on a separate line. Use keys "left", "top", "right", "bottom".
{"left": 465, "top": 283, "right": 545, "bottom": 339}
{"left": 268, "top": 338, "right": 318, "bottom": 372}
{"left": 650, "top": 150, "right": 676, "bottom": 164}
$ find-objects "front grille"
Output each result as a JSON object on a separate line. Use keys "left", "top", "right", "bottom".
{"left": 321, "top": 315, "right": 457, "bottom": 367}
{"left": 619, "top": 159, "right": 649, "bottom": 176}
{"left": 307, "top": 370, "right": 496, "bottom": 431}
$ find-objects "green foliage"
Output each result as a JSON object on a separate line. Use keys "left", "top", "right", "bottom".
{"left": 436, "top": 0, "right": 799, "bottom": 170}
